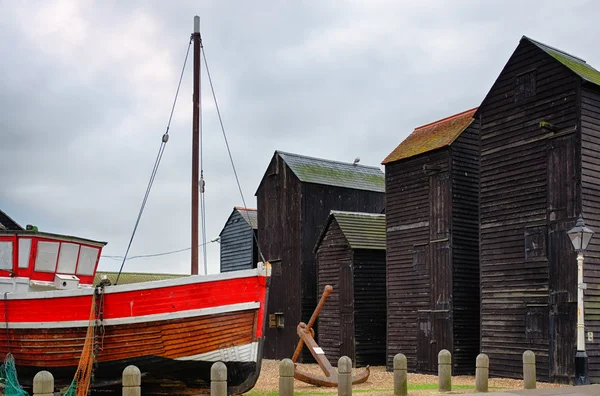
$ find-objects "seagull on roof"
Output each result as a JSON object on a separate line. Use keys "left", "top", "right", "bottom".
{"left": 353, "top": 157, "right": 360, "bottom": 165}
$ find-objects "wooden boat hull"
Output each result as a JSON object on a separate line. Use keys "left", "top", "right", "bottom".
{"left": 0, "top": 267, "right": 270, "bottom": 395}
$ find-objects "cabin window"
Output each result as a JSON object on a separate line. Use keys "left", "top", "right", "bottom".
{"left": 35, "top": 241, "right": 60, "bottom": 272}
{"left": 18, "top": 238, "right": 32, "bottom": 268}
{"left": 77, "top": 246, "right": 99, "bottom": 276}
{"left": 0, "top": 242, "right": 13, "bottom": 270}
{"left": 514, "top": 70, "right": 536, "bottom": 102}
{"left": 57, "top": 243, "right": 80, "bottom": 273}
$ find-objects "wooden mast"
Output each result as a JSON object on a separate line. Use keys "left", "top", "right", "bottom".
{"left": 191, "top": 16, "right": 201, "bottom": 275}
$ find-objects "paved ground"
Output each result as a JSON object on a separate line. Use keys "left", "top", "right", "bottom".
{"left": 472, "top": 384, "right": 600, "bottom": 395}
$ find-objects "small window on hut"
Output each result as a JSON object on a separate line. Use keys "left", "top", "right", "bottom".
{"left": 514, "top": 70, "right": 536, "bottom": 102}
{"left": 525, "top": 305, "right": 548, "bottom": 341}
{"left": 525, "top": 225, "right": 546, "bottom": 261}
{"left": 0, "top": 241, "right": 13, "bottom": 270}
{"left": 413, "top": 244, "right": 428, "bottom": 273}
{"left": 77, "top": 246, "right": 99, "bottom": 276}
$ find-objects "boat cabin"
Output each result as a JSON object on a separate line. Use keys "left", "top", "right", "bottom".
{"left": 0, "top": 229, "right": 107, "bottom": 293}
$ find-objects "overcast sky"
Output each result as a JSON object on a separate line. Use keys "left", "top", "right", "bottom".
{"left": 1, "top": 0, "right": 598, "bottom": 275}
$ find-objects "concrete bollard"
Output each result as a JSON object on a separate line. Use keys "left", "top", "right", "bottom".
{"left": 393, "top": 353, "right": 408, "bottom": 396}
{"left": 338, "top": 356, "right": 353, "bottom": 396}
{"left": 211, "top": 362, "right": 228, "bottom": 396}
{"left": 475, "top": 353, "right": 489, "bottom": 393}
{"left": 122, "top": 365, "right": 141, "bottom": 396}
{"left": 33, "top": 371, "right": 54, "bottom": 396}
{"left": 279, "top": 358, "right": 295, "bottom": 396}
{"left": 438, "top": 349, "right": 452, "bottom": 392}
{"left": 523, "top": 350, "right": 536, "bottom": 389}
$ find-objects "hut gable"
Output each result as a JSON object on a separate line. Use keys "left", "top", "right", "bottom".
{"left": 219, "top": 207, "right": 258, "bottom": 273}
{"left": 256, "top": 150, "right": 386, "bottom": 361}
{"left": 0, "top": 209, "right": 23, "bottom": 231}
{"left": 477, "top": 36, "right": 600, "bottom": 382}
{"left": 315, "top": 211, "right": 387, "bottom": 367}
{"left": 383, "top": 108, "right": 477, "bottom": 164}
{"left": 383, "top": 109, "right": 480, "bottom": 374}
{"left": 315, "top": 211, "right": 386, "bottom": 252}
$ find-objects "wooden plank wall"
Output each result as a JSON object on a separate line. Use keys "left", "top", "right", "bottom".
{"left": 353, "top": 249, "right": 387, "bottom": 367}
{"left": 580, "top": 84, "right": 600, "bottom": 382}
{"left": 450, "top": 123, "right": 481, "bottom": 374}
{"left": 256, "top": 155, "right": 303, "bottom": 360}
{"left": 220, "top": 210, "right": 255, "bottom": 272}
{"left": 316, "top": 220, "right": 350, "bottom": 364}
{"left": 301, "top": 183, "right": 385, "bottom": 361}
{"left": 386, "top": 150, "right": 448, "bottom": 370}
{"left": 478, "top": 39, "right": 580, "bottom": 381}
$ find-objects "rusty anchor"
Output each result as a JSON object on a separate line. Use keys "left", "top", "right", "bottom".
{"left": 291, "top": 284, "right": 370, "bottom": 387}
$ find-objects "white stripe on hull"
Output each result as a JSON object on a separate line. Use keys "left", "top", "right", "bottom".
{"left": 0, "top": 301, "right": 260, "bottom": 329}
{"left": 176, "top": 342, "right": 259, "bottom": 363}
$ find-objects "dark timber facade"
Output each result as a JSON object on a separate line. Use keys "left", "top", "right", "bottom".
{"left": 477, "top": 36, "right": 600, "bottom": 383}
{"left": 315, "top": 211, "right": 386, "bottom": 367}
{"left": 219, "top": 207, "right": 259, "bottom": 273}
{"left": 383, "top": 108, "right": 480, "bottom": 374}
{"left": 256, "top": 151, "right": 385, "bottom": 360}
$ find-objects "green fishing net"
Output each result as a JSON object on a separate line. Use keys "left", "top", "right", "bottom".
{"left": 0, "top": 353, "right": 28, "bottom": 396}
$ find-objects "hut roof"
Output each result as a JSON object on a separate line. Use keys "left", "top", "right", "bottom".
{"left": 94, "top": 271, "right": 185, "bottom": 286}
{"left": 315, "top": 211, "right": 386, "bottom": 252}
{"left": 234, "top": 206, "right": 258, "bottom": 229}
{"left": 382, "top": 108, "right": 477, "bottom": 164}
{"left": 277, "top": 151, "right": 385, "bottom": 192}
{"left": 525, "top": 36, "right": 600, "bottom": 86}
{"left": 0, "top": 209, "right": 23, "bottom": 231}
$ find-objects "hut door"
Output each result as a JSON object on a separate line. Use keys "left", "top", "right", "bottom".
{"left": 429, "top": 171, "right": 451, "bottom": 311}
{"left": 417, "top": 310, "right": 451, "bottom": 373}
{"left": 339, "top": 260, "right": 355, "bottom": 361}
{"left": 547, "top": 133, "right": 577, "bottom": 381}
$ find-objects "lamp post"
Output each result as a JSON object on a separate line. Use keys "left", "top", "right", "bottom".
{"left": 567, "top": 215, "right": 595, "bottom": 386}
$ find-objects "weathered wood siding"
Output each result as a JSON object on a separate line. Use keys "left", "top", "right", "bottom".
{"left": 580, "top": 84, "right": 600, "bottom": 381}
{"left": 353, "top": 249, "right": 387, "bottom": 367}
{"left": 450, "top": 123, "right": 481, "bottom": 374}
{"left": 316, "top": 220, "right": 351, "bottom": 364}
{"left": 257, "top": 156, "right": 385, "bottom": 361}
{"left": 256, "top": 155, "right": 302, "bottom": 360}
{"left": 301, "top": 183, "right": 385, "bottom": 361}
{"left": 386, "top": 150, "right": 449, "bottom": 372}
{"left": 478, "top": 38, "right": 580, "bottom": 381}
{"left": 220, "top": 210, "right": 256, "bottom": 272}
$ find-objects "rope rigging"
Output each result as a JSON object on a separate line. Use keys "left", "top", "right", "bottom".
{"left": 115, "top": 38, "right": 192, "bottom": 285}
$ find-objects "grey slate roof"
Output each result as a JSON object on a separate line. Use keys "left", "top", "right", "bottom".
{"left": 525, "top": 36, "right": 600, "bottom": 87}
{"left": 0, "top": 209, "right": 23, "bottom": 231}
{"left": 316, "top": 211, "right": 386, "bottom": 252}
{"left": 277, "top": 151, "right": 385, "bottom": 192}
{"left": 236, "top": 207, "right": 258, "bottom": 229}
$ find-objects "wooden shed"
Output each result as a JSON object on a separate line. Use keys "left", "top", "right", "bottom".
{"left": 314, "top": 211, "right": 386, "bottom": 367}
{"left": 477, "top": 36, "right": 600, "bottom": 382}
{"left": 256, "top": 150, "right": 386, "bottom": 360}
{"left": 382, "top": 108, "right": 480, "bottom": 374}
{"left": 219, "top": 207, "right": 259, "bottom": 272}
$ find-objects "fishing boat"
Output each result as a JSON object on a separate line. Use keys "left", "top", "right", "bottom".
{"left": 0, "top": 16, "right": 270, "bottom": 395}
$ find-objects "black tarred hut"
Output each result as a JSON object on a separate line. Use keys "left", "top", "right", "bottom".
{"left": 255, "top": 150, "right": 385, "bottom": 361}
{"left": 382, "top": 108, "right": 480, "bottom": 375}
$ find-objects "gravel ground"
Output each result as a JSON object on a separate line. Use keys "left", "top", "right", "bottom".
{"left": 249, "top": 360, "right": 565, "bottom": 395}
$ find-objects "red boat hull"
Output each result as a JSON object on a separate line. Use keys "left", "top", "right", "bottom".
{"left": 0, "top": 267, "right": 270, "bottom": 394}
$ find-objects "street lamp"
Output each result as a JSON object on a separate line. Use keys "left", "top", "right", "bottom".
{"left": 567, "top": 215, "right": 595, "bottom": 386}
